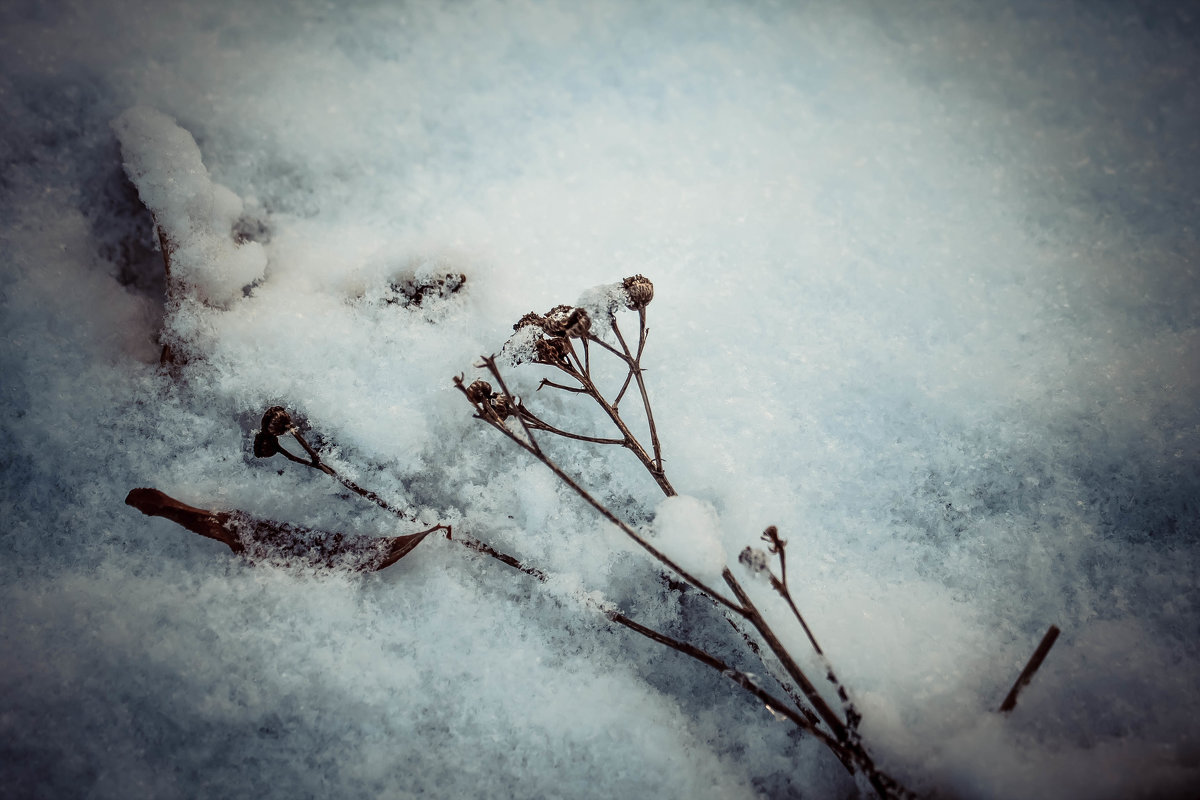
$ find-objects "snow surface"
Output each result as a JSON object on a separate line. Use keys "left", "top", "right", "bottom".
{"left": 2, "top": 0, "right": 1199, "bottom": 798}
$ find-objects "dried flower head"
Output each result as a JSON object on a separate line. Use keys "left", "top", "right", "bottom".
{"left": 535, "top": 337, "right": 570, "bottom": 364}
{"left": 562, "top": 307, "right": 591, "bottom": 338}
{"left": 465, "top": 379, "right": 495, "bottom": 404}
{"left": 513, "top": 312, "right": 546, "bottom": 332}
{"left": 541, "top": 305, "right": 574, "bottom": 336}
{"left": 489, "top": 393, "right": 514, "bottom": 421}
{"left": 622, "top": 274, "right": 654, "bottom": 310}
{"left": 739, "top": 546, "right": 771, "bottom": 574}
{"left": 261, "top": 406, "right": 292, "bottom": 437}
{"left": 253, "top": 431, "right": 280, "bottom": 458}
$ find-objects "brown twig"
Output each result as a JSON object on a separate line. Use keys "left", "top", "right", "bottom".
{"left": 999, "top": 625, "right": 1061, "bottom": 713}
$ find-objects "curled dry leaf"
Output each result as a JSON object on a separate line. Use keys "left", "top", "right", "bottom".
{"left": 125, "top": 488, "right": 438, "bottom": 572}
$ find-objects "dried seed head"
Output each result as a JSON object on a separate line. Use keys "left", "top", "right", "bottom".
{"left": 513, "top": 312, "right": 546, "bottom": 332}
{"left": 622, "top": 274, "right": 654, "bottom": 309}
{"left": 465, "top": 379, "right": 494, "bottom": 404}
{"left": 562, "top": 307, "right": 591, "bottom": 338}
{"left": 261, "top": 406, "right": 292, "bottom": 436}
{"left": 739, "top": 546, "right": 771, "bottom": 574}
{"left": 489, "top": 394, "right": 514, "bottom": 421}
{"left": 541, "top": 305, "right": 574, "bottom": 336}
{"left": 253, "top": 431, "right": 280, "bottom": 458}
{"left": 535, "top": 337, "right": 569, "bottom": 364}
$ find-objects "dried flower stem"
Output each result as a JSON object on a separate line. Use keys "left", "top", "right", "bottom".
{"left": 254, "top": 406, "right": 829, "bottom": 750}
{"left": 272, "top": 429, "right": 416, "bottom": 522}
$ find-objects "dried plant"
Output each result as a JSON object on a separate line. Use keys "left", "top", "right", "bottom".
{"left": 454, "top": 276, "right": 915, "bottom": 798}
{"left": 124, "top": 243, "right": 1059, "bottom": 797}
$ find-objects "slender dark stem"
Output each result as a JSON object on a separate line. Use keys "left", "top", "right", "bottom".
{"left": 555, "top": 339, "right": 674, "bottom": 496}
{"left": 772, "top": 572, "right": 861, "bottom": 733}
{"left": 602, "top": 609, "right": 841, "bottom": 749}
{"left": 539, "top": 378, "right": 589, "bottom": 394}
{"left": 475, "top": 360, "right": 544, "bottom": 457}
{"left": 723, "top": 612, "right": 824, "bottom": 729}
{"left": 286, "top": 430, "right": 415, "bottom": 521}
{"left": 611, "top": 315, "right": 664, "bottom": 473}
{"left": 582, "top": 333, "right": 628, "bottom": 361}
{"left": 723, "top": 569, "right": 848, "bottom": 742}
{"left": 448, "top": 522, "right": 836, "bottom": 747}
{"left": 774, "top": 547, "right": 824, "bottom": 657}
{"left": 999, "top": 625, "right": 1061, "bottom": 713}
{"left": 518, "top": 407, "right": 626, "bottom": 446}
{"left": 612, "top": 369, "right": 635, "bottom": 408}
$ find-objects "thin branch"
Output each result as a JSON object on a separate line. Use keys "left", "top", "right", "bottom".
{"left": 538, "top": 378, "right": 589, "bottom": 394}
{"left": 584, "top": 335, "right": 630, "bottom": 362}
{"left": 287, "top": 430, "right": 415, "bottom": 521}
{"left": 723, "top": 568, "right": 848, "bottom": 742}
{"left": 612, "top": 368, "right": 635, "bottom": 408}
{"left": 611, "top": 316, "right": 664, "bottom": 473}
{"left": 517, "top": 406, "right": 626, "bottom": 446}
{"left": 999, "top": 625, "right": 1061, "bottom": 713}
{"left": 445, "top": 522, "right": 837, "bottom": 752}
{"left": 770, "top": 555, "right": 862, "bottom": 734}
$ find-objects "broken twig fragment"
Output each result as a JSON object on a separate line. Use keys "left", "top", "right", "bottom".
{"left": 124, "top": 487, "right": 442, "bottom": 572}
{"left": 999, "top": 624, "right": 1061, "bottom": 713}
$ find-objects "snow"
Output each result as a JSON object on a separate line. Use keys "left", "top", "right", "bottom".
{"left": 2, "top": 0, "right": 1199, "bottom": 798}
{"left": 112, "top": 106, "right": 267, "bottom": 306}
{"left": 651, "top": 495, "right": 728, "bottom": 586}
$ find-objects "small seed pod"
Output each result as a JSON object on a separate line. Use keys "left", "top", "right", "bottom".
{"left": 738, "top": 546, "right": 771, "bottom": 574}
{"left": 541, "top": 305, "right": 574, "bottom": 336}
{"left": 489, "top": 393, "right": 514, "bottom": 421}
{"left": 535, "top": 337, "right": 569, "bottom": 364}
{"left": 465, "top": 379, "right": 494, "bottom": 404}
{"left": 253, "top": 431, "right": 280, "bottom": 458}
{"left": 513, "top": 312, "right": 546, "bottom": 332}
{"left": 563, "top": 307, "right": 591, "bottom": 338}
{"left": 622, "top": 274, "right": 654, "bottom": 310}
{"left": 261, "top": 406, "right": 292, "bottom": 437}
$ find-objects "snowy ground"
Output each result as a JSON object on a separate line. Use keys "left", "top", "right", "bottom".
{"left": 2, "top": 1, "right": 1198, "bottom": 797}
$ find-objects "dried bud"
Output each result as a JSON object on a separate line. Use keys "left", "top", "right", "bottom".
{"left": 622, "top": 274, "right": 654, "bottom": 309}
{"left": 261, "top": 406, "right": 292, "bottom": 437}
{"left": 760, "top": 525, "right": 785, "bottom": 554}
{"left": 489, "top": 394, "right": 514, "bottom": 421}
{"left": 535, "top": 337, "right": 569, "bottom": 364}
{"left": 253, "top": 431, "right": 280, "bottom": 458}
{"left": 465, "top": 380, "right": 494, "bottom": 404}
{"left": 562, "top": 307, "right": 591, "bottom": 338}
{"left": 541, "top": 305, "right": 574, "bottom": 336}
{"left": 513, "top": 312, "right": 546, "bottom": 332}
{"left": 739, "top": 546, "right": 771, "bottom": 574}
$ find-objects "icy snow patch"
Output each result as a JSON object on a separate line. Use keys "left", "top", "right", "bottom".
{"left": 112, "top": 106, "right": 266, "bottom": 306}
{"left": 651, "top": 495, "right": 727, "bottom": 584}
{"left": 575, "top": 280, "right": 632, "bottom": 334}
